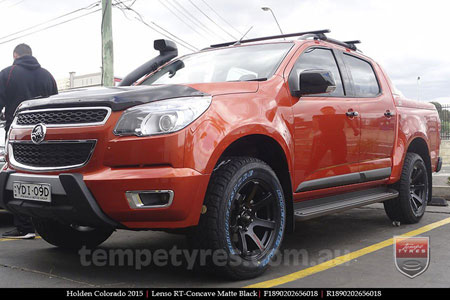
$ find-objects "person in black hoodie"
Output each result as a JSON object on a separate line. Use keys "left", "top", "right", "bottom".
{"left": 0, "top": 43, "right": 58, "bottom": 239}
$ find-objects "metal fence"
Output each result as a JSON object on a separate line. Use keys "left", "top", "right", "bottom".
{"left": 435, "top": 103, "right": 450, "bottom": 140}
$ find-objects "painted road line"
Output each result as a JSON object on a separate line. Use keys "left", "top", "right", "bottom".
{"left": 0, "top": 236, "right": 41, "bottom": 242}
{"left": 245, "top": 217, "right": 450, "bottom": 288}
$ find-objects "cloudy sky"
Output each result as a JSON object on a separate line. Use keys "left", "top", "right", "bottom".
{"left": 0, "top": 0, "right": 449, "bottom": 103}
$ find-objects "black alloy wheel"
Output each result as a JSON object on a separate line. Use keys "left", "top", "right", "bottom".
{"left": 409, "top": 161, "right": 427, "bottom": 217}
{"left": 229, "top": 179, "right": 280, "bottom": 261}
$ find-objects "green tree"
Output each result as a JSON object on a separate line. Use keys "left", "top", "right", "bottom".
{"left": 430, "top": 101, "right": 442, "bottom": 113}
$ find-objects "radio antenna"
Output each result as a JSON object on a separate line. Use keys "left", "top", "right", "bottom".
{"left": 233, "top": 26, "right": 253, "bottom": 46}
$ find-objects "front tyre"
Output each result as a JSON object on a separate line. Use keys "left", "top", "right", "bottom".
{"left": 189, "top": 157, "right": 286, "bottom": 280}
{"left": 33, "top": 219, "right": 113, "bottom": 249}
{"left": 384, "top": 152, "right": 429, "bottom": 224}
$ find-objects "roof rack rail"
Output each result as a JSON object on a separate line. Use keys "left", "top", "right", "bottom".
{"left": 299, "top": 33, "right": 361, "bottom": 51}
{"left": 210, "top": 29, "right": 330, "bottom": 48}
{"left": 210, "top": 29, "right": 361, "bottom": 51}
{"left": 343, "top": 40, "right": 361, "bottom": 51}
{"left": 325, "top": 37, "right": 359, "bottom": 51}
{"left": 343, "top": 40, "right": 361, "bottom": 45}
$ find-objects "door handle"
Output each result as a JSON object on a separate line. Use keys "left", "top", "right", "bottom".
{"left": 346, "top": 110, "right": 359, "bottom": 118}
{"left": 384, "top": 110, "right": 394, "bottom": 118}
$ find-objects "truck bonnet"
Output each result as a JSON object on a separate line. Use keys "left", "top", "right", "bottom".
{"left": 15, "top": 84, "right": 209, "bottom": 113}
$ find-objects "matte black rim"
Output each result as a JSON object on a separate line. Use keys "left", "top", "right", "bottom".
{"left": 409, "top": 162, "right": 427, "bottom": 216}
{"left": 229, "top": 179, "right": 280, "bottom": 260}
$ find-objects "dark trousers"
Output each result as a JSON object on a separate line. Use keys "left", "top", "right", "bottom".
{"left": 13, "top": 213, "right": 35, "bottom": 233}
{"left": 4, "top": 123, "right": 35, "bottom": 233}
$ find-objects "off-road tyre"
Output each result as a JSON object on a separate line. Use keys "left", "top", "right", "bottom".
{"left": 188, "top": 157, "right": 286, "bottom": 280}
{"left": 384, "top": 153, "right": 429, "bottom": 224}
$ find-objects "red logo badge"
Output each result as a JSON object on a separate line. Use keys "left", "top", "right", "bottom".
{"left": 394, "top": 236, "right": 429, "bottom": 278}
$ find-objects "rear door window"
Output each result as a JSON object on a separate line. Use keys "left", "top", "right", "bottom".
{"left": 343, "top": 54, "right": 380, "bottom": 97}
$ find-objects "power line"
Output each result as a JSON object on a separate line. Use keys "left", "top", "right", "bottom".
{"left": 0, "top": 1, "right": 101, "bottom": 42}
{"left": 113, "top": 2, "right": 198, "bottom": 52}
{"left": 114, "top": 0, "right": 137, "bottom": 8}
{"left": 5, "top": 0, "right": 26, "bottom": 9}
{"left": 164, "top": 0, "right": 215, "bottom": 40}
{"left": 147, "top": 18, "right": 198, "bottom": 51}
{"left": 158, "top": 0, "right": 210, "bottom": 41}
{"left": 113, "top": 0, "right": 198, "bottom": 51}
{"left": 172, "top": 0, "right": 226, "bottom": 40}
{"left": 0, "top": 0, "right": 198, "bottom": 53}
{"left": 171, "top": 0, "right": 227, "bottom": 40}
{"left": 0, "top": 8, "right": 101, "bottom": 45}
{"left": 199, "top": 0, "right": 242, "bottom": 36}
{"left": 166, "top": 0, "right": 211, "bottom": 38}
{"left": 187, "top": 0, "right": 236, "bottom": 39}
{"left": 128, "top": 0, "right": 138, "bottom": 6}
{"left": 113, "top": 0, "right": 142, "bottom": 20}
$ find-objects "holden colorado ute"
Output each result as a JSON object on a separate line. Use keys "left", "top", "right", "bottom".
{"left": 0, "top": 29, "right": 442, "bottom": 279}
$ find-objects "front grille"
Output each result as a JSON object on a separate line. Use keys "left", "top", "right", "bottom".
{"left": 11, "top": 141, "right": 96, "bottom": 169}
{"left": 16, "top": 108, "right": 109, "bottom": 126}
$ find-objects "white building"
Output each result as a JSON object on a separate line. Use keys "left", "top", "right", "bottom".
{"left": 57, "top": 72, "right": 121, "bottom": 91}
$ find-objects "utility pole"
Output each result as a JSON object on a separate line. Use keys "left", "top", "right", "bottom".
{"left": 101, "top": 0, "right": 114, "bottom": 86}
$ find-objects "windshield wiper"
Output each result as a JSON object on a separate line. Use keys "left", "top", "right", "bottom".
{"left": 227, "top": 78, "right": 267, "bottom": 82}
{"left": 244, "top": 77, "right": 267, "bottom": 82}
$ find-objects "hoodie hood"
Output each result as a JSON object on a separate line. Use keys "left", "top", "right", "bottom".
{"left": 14, "top": 55, "right": 41, "bottom": 70}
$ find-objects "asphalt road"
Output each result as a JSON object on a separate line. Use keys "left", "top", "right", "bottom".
{"left": 0, "top": 202, "right": 449, "bottom": 288}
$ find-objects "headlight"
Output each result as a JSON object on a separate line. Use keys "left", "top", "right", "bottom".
{"left": 113, "top": 96, "right": 212, "bottom": 136}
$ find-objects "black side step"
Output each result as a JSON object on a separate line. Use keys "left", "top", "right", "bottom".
{"left": 294, "top": 187, "right": 398, "bottom": 221}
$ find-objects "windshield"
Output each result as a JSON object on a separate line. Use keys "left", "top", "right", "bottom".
{"left": 141, "top": 43, "right": 293, "bottom": 85}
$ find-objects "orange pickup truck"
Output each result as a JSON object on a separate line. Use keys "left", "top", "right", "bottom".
{"left": 0, "top": 30, "right": 441, "bottom": 279}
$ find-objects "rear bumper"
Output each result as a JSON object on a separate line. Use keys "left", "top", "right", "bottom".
{"left": 436, "top": 157, "right": 443, "bottom": 173}
{"left": 0, "top": 167, "right": 210, "bottom": 229}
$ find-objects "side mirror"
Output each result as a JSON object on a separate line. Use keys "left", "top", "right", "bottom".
{"left": 294, "top": 69, "right": 336, "bottom": 97}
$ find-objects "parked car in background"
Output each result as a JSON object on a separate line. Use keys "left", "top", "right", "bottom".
{"left": 0, "top": 30, "right": 442, "bottom": 279}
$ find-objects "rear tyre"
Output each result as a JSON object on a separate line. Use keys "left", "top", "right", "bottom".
{"left": 33, "top": 219, "right": 113, "bottom": 249}
{"left": 188, "top": 157, "right": 286, "bottom": 280}
{"left": 384, "top": 153, "right": 429, "bottom": 224}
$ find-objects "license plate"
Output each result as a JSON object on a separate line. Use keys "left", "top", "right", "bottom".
{"left": 13, "top": 182, "right": 51, "bottom": 202}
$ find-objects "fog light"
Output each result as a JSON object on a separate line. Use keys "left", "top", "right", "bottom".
{"left": 125, "top": 190, "right": 174, "bottom": 209}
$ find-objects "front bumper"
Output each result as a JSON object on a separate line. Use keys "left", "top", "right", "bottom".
{"left": 0, "top": 167, "right": 210, "bottom": 229}
{"left": 0, "top": 171, "right": 120, "bottom": 228}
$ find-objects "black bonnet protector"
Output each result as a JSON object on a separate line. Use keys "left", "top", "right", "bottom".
{"left": 16, "top": 84, "right": 208, "bottom": 113}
